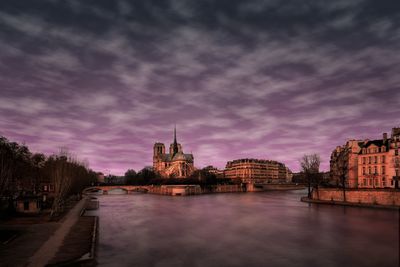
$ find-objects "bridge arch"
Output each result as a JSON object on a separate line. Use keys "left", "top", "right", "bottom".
{"left": 106, "top": 187, "right": 129, "bottom": 194}
{"left": 82, "top": 187, "right": 103, "bottom": 194}
{"left": 83, "top": 185, "right": 150, "bottom": 195}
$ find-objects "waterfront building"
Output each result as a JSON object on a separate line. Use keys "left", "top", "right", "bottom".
{"left": 330, "top": 127, "right": 400, "bottom": 188}
{"left": 202, "top": 165, "right": 225, "bottom": 178}
{"left": 224, "top": 158, "right": 292, "bottom": 183}
{"left": 153, "top": 128, "right": 194, "bottom": 178}
{"left": 15, "top": 195, "right": 42, "bottom": 214}
{"left": 330, "top": 140, "right": 361, "bottom": 188}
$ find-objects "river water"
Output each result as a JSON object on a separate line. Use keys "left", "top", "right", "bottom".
{"left": 89, "top": 190, "right": 399, "bottom": 267}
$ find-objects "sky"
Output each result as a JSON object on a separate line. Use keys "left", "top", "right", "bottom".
{"left": 0, "top": 0, "right": 399, "bottom": 175}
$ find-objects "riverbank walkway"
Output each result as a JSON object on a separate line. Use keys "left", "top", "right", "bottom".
{"left": 27, "top": 198, "right": 86, "bottom": 267}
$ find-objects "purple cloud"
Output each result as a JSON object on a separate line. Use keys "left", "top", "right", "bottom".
{"left": 0, "top": 0, "right": 399, "bottom": 175}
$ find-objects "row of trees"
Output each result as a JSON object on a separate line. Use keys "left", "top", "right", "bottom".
{"left": 122, "top": 167, "right": 233, "bottom": 186}
{"left": 0, "top": 136, "right": 97, "bottom": 216}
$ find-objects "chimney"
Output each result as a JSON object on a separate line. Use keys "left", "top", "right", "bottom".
{"left": 383, "top": 133, "right": 387, "bottom": 142}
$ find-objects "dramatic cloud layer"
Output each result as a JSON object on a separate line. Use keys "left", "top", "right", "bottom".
{"left": 1, "top": 0, "right": 399, "bottom": 174}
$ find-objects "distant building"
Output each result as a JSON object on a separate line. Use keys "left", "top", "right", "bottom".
{"left": 330, "top": 140, "right": 361, "bottom": 188}
{"left": 97, "top": 172, "right": 105, "bottom": 184}
{"left": 105, "top": 175, "right": 126, "bottom": 185}
{"left": 15, "top": 195, "right": 42, "bottom": 214}
{"left": 203, "top": 165, "right": 224, "bottom": 178}
{"left": 330, "top": 127, "right": 400, "bottom": 188}
{"left": 153, "top": 127, "right": 194, "bottom": 178}
{"left": 224, "top": 158, "right": 292, "bottom": 183}
{"left": 285, "top": 167, "right": 293, "bottom": 183}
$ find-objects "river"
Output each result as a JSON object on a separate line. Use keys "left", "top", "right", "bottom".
{"left": 88, "top": 189, "right": 399, "bottom": 267}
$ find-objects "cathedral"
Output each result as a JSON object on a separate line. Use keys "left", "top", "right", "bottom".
{"left": 153, "top": 128, "right": 195, "bottom": 178}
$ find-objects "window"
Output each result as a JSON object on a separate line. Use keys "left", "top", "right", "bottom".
{"left": 43, "top": 185, "right": 48, "bottom": 191}
{"left": 363, "top": 179, "right": 367, "bottom": 186}
{"left": 374, "top": 156, "right": 378, "bottom": 163}
{"left": 369, "top": 156, "right": 372, "bottom": 164}
{"left": 363, "top": 157, "right": 366, "bottom": 164}
{"left": 391, "top": 179, "right": 394, "bottom": 186}
{"left": 24, "top": 201, "right": 29, "bottom": 211}
{"left": 368, "top": 167, "right": 371, "bottom": 174}
{"left": 395, "top": 150, "right": 399, "bottom": 156}
{"left": 382, "top": 155, "right": 385, "bottom": 163}
{"left": 375, "top": 179, "right": 378, "bottom": 186}
{"left": 382, "top": 166, "right": 385, "bottom": 174}
{"left": 362, "top": 167, "right": 366, "bottom": 175}
{"left": 374, "top": 166, "right": 378, "bottom": 174}
{"left": 369, "top": 179, "right": 372, "bottom": 186}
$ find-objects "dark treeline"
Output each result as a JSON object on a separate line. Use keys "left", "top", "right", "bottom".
{"left": 0, "top": 136, "right": 97, "bottom": 216}
{"left": 121, "top": 168, "right": 234, "bottom": 187}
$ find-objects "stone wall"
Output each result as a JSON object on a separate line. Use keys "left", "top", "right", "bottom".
{"left": 213, "top": 184, "right": 245, "bottom": 193}
{"left": 312, "top": 188, "right": 400, "bottom": 206}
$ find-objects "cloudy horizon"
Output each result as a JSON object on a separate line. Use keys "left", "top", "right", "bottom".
{"left": 1, "top": 0, "right": 399, "bottom": 175}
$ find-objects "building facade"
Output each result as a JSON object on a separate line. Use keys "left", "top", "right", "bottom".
{"left": 330, "top": 128, "right": 400, "bottom": 189}
{"left": 224, "top": 158, "right": 292, "bottom": 183}
{"left": 202, "top": 165, "right": 225, "bottom": 178}
{"left": 153, "top": 128, "right": 194, "bottom": 178}
{"left": 330, "top": 140, "right": 361, "bottom": 188}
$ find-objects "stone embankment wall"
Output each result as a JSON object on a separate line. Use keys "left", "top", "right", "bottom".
{"left": 147, "top": 184, "right": 245, "bottom": 195}
{"left": 148, "top": 186, "right": 202, "bottom": 196}
{"left": 311, "top": 188, "right": 400, "bottom": 206}
{"left": 212, "top": 184, "right": 245, "bottom": 193}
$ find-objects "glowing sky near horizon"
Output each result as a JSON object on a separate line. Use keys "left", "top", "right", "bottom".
{"left": 0, "top": 0, "right": 399, "bottom": 175}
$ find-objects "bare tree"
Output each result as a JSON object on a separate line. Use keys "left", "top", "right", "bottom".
{"left": 1, "top": 137, "right": 33, "bottom": 203}
{"left": 336, "top": 147, "right": 350, "bottom": 202}
{"left": 46, "top": 149, "right": 96, "bottom": 217}
{"left": 0, "top": 137, "right": 14, "bottom": 197}
{"left": 300, "top": 154, "right": 321, "bottom": 198}
{"left": 1, "top": 136, "right": 97, "bottom": 215}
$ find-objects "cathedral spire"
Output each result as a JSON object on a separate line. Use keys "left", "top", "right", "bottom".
{"left": 174, "top": 125, "right": 177, "bottom": 144}
{"left": 172, "top": 125, "right": 179, "bottom": 156}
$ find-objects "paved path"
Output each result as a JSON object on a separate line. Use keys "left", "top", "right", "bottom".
{"left": 27, "top": 199, "right": 86, "bottom": 267}
{"left": 0, "top": 222, "right": 59, "bottom": 267}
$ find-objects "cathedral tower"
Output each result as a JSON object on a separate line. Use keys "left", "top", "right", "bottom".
{"left": 153, "top": 143, "right": 165, "bottom": 172}
{"left": 153, "top": 126, "right": 194, "bottom": 178}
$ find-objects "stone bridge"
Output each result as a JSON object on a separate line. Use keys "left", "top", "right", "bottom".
{"left": 83, "top": 185, "right": 152, "bottom": 195}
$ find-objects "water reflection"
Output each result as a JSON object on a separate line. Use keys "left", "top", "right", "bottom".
{"left": 106, "top": 188, "right": 128, "bottom": 195}
{"left": 91, "top": 190, "right": 399, "bottom": 267}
